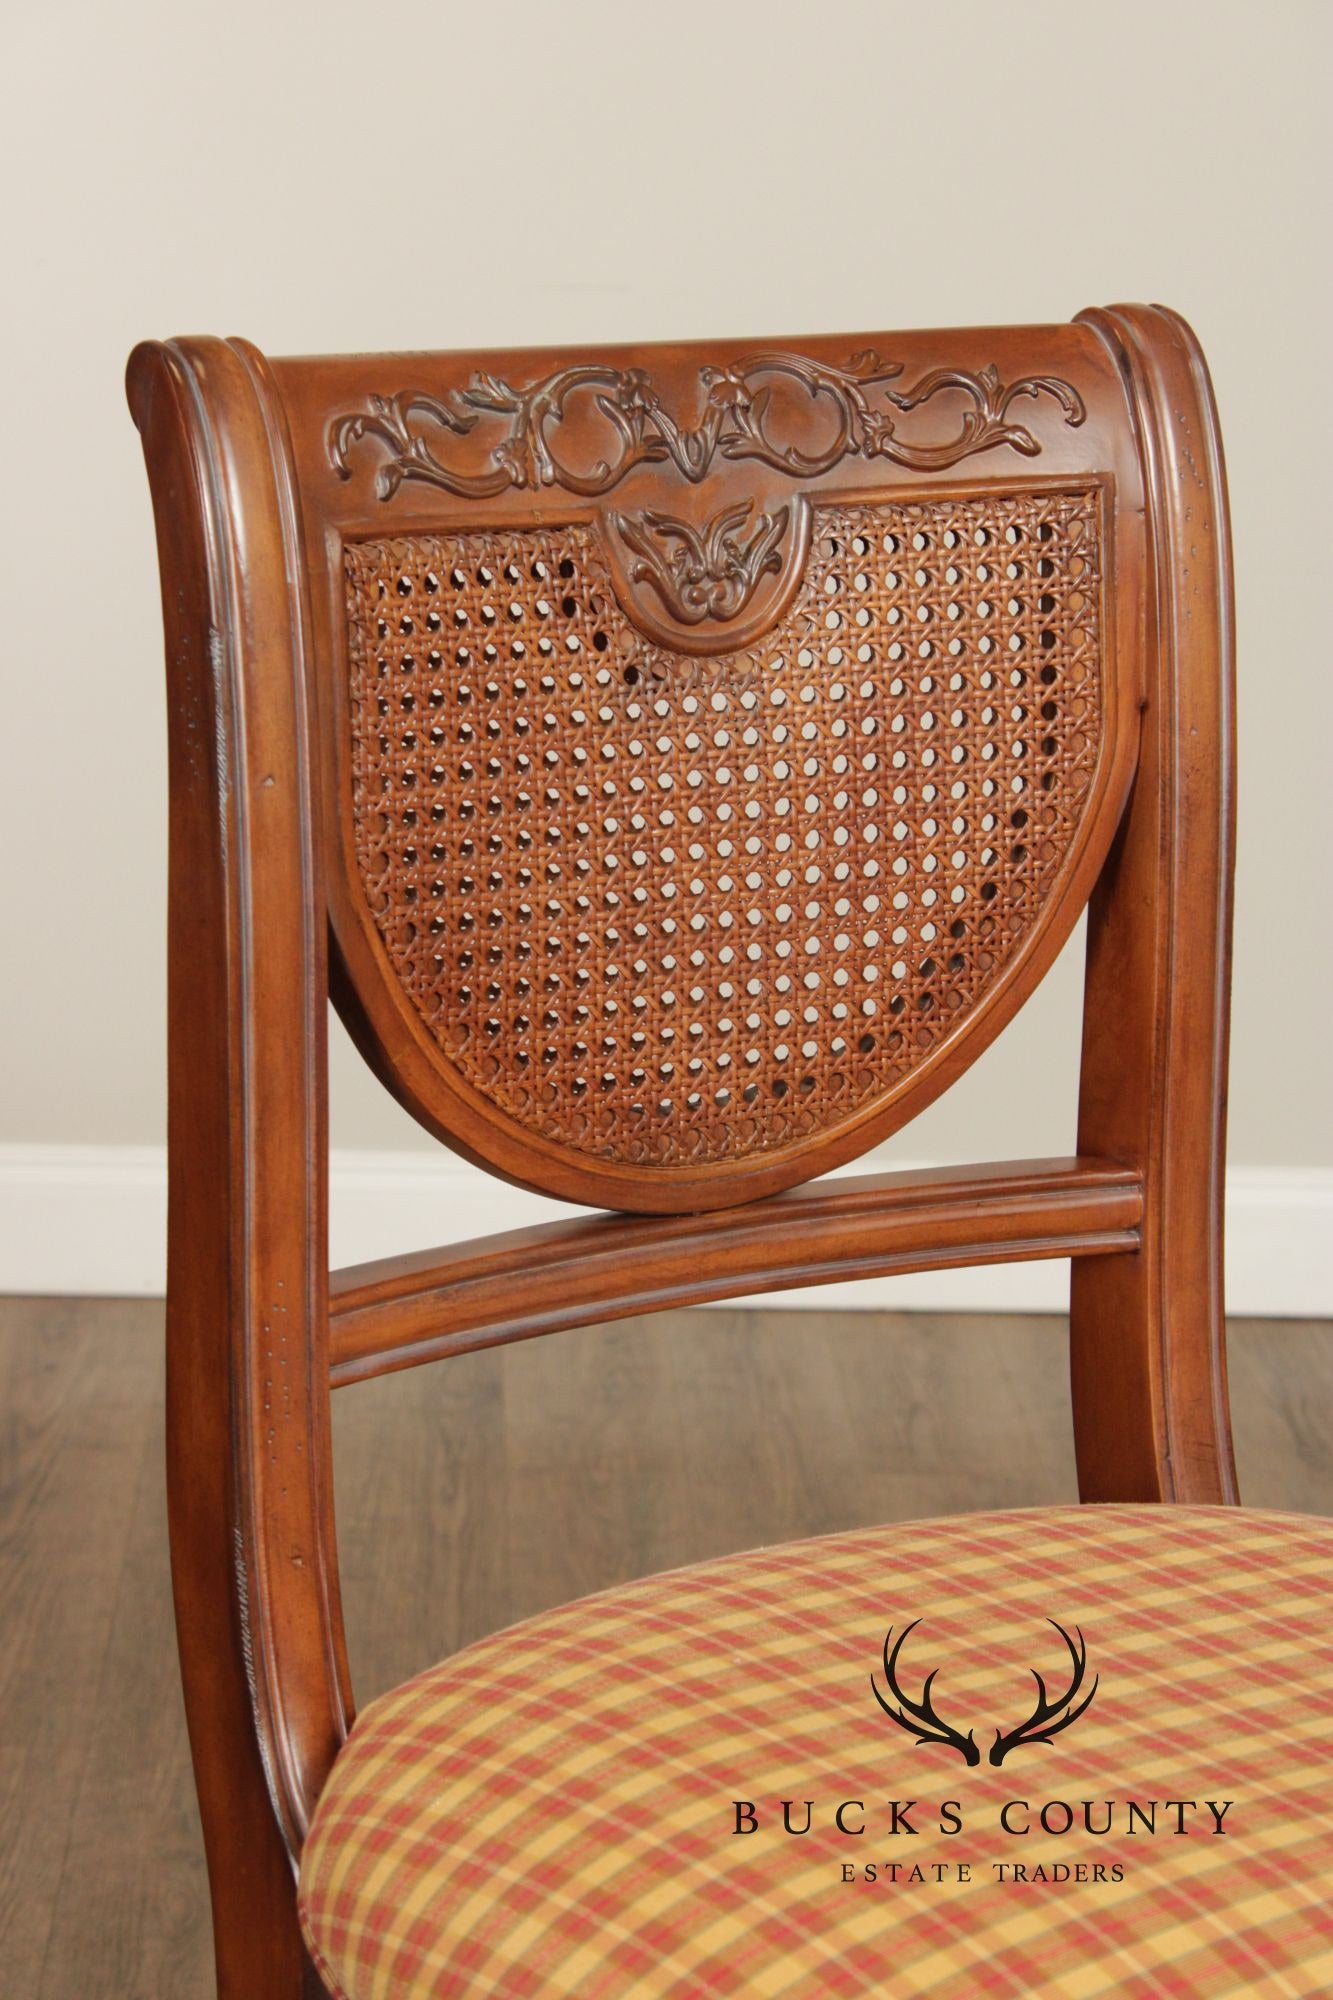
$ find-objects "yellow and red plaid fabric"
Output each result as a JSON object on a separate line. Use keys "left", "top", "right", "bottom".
{"left": 300, "top": 1506, "right": 1333, "bottom": 1998}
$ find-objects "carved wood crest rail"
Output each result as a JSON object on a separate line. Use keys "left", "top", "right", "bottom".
{"left": 328, "top": 352, "right": 1086, "bottom": 641}
{"left": 328, "top": 352, "right": 1087, "bottom": 498}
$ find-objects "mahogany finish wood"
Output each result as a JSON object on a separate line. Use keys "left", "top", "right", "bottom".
{"left": 1070, "top": 306, "right": 1238, "bottom": 1505}
{"left": 128, "top": 339, "right": 349, "bottom": 2000}
{"left": 329, "top": 1157, "right": 1142, "bottom": 1385}
{"left": 127, "top": 307, "right": 1238, "bottom": 1998}
{"left": 284, "top": 328, "right": 1146, "bottom": 1214}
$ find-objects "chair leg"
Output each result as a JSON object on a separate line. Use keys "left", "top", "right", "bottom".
{"left": 1070, "top": 1241, "right": 1235, "bottom": 1503}
{"left": 201, "top": 1867, "right": 320, "bottom": 1999}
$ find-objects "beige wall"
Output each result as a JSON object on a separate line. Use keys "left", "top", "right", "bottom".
{"left": 4, "top": 0, "right": 1329, "bottom": 1173}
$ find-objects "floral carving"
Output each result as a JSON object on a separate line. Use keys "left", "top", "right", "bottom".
{"left": 609, "top": 501, "right": 789, "bottom": 625}
{"left": 328, "top": 352, "right": 1086, "bottom": 501}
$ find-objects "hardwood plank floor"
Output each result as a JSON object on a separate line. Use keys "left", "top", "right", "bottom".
{"left": 3, "top": 1297, "right": 1330, "bottom": 1996}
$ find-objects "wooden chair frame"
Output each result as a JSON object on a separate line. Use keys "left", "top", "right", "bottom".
{"left": 127, "top": 304, "right": 1236, "bottom": 1998}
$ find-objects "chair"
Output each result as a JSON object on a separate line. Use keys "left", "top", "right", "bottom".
{"left": 127, "top": 311, "right": 1333, "bottom": 1999}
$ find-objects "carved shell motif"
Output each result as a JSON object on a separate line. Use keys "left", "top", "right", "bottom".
{"left": 608, "top": 502, "right": 789, "bottom": 625}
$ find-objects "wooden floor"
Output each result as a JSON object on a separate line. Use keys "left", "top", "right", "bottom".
{"left": 3, "top": 1299, "right": 1330, "bottom": 1998}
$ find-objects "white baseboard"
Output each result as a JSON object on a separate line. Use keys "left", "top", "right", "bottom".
{"left": 0, "top": 1142, "right": 1328, "bottom": 1317}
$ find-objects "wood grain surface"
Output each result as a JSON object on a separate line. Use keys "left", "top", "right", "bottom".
{"left": 3, "top": 1296, "right": 1329, "bottom": 1998}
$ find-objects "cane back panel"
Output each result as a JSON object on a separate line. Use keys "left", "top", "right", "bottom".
{"left": 271, "top": 327, "right": 1146, "bottom": 1212}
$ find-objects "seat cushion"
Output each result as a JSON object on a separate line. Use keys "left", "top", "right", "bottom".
{"left": 300, "top": 1506, "right": 1333, "bottom": 1999}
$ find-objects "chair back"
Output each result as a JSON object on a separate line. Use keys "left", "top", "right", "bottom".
{"left": 290, "top": 333, "right": 1141, "bottom": 1210}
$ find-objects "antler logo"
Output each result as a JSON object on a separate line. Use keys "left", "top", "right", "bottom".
{"left": 872, "top": 1618, "right": 1098, "bottom": 1767}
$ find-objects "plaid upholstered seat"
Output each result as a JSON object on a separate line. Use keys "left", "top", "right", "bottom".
{"left": 299, "top": 1506, "right": 1333, "bottom": 1999}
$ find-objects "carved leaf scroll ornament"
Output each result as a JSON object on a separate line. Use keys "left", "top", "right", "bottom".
{"left": 327, "top": 351, "right": 1087, "bottom": 502}
{"left": 609, "top": 501, "right": 790, "bottom": 625}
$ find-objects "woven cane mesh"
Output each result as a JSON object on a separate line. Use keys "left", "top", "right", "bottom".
{"left": 344, "top": 490, "right": 1102, "bottom": 1167}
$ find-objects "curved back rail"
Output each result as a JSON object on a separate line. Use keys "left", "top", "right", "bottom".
{"left": 128, "top": 306, "right": 1236, "bottom": 1999}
